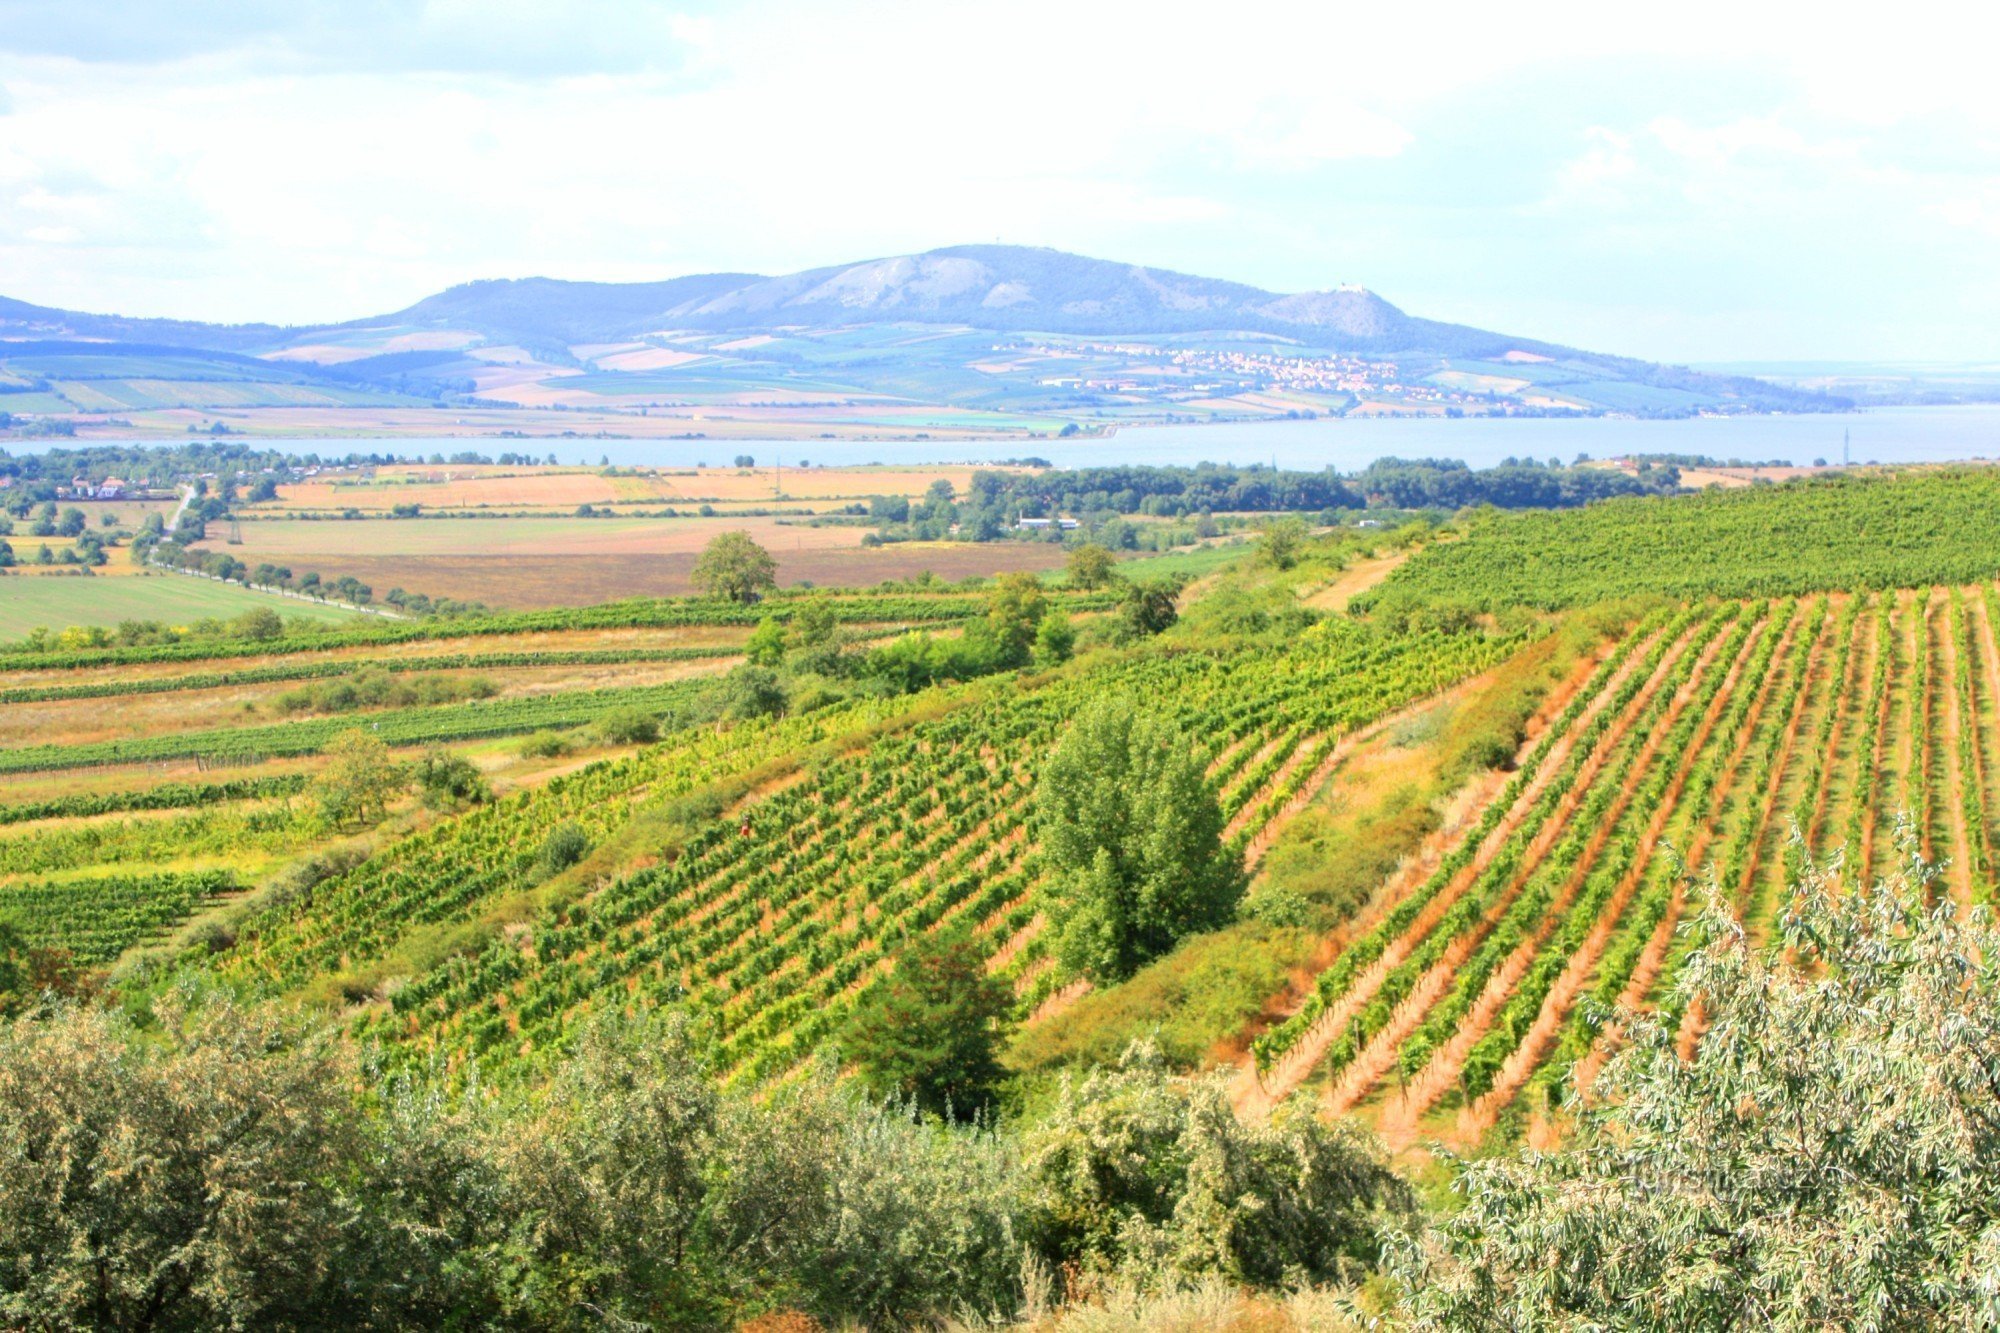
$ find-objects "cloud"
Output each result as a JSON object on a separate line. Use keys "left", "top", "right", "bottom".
{"left": 0, "top": 0, "right": 1996, "bottom": 362}
{"left": 0, "top": 0, "right": 712, "bottom": 77}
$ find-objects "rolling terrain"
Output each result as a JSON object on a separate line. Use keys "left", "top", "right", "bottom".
{"left": 0, "top": 247, "right": 1841, "bottom": 438}
{"left": 7, "top": 467, "right": 2000, "bottom": 1151}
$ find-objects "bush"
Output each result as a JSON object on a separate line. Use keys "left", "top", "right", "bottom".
{"left": 413, "top": 747, "right": 491, "bottom": 810}
{"left": 1395, "top": 863, "right": 2000, "bottom": 1327}
{"left": 596, "top": 707, "right": 661, "bottom": 746}
{"left": 517, "top": 730, "right": 572, "bottom": 759}
{"left": 532, "top": 822, "right": 590, "bottom": 877}
{"left": 716, "top": 665, "right": 786, "bottom": 721}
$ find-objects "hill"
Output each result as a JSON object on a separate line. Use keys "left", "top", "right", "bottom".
{"left": 10, "top": 469, "right": 2000, "bottom": 1323}
{"left": 0, "top": 245, "right": 1844, "bottom": 427}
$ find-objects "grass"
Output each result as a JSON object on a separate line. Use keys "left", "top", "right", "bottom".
{"left": 1033, "top": 542, "right": 1255, "bottom": 587}
{"left": 0, "top": 573, "right": 363, "bottom": 638}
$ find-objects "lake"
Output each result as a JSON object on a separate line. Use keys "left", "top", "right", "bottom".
{"left": 12, "top": 404, "right": 2000, "bottom": 472}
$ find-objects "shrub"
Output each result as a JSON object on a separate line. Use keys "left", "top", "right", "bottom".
{"left": 532, "top": 823, "right": 590, "bottom": 877}
{"left": 596, "top": 707, "right": 661, "bottom": 746}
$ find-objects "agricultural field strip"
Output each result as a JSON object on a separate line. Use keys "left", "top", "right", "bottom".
{"left": 1332, "top": 605, "right": 1745, "bottom": 1122}
{"left": 1226, "top": 626, "right": 1640, "bottom": 1119}
{"left": 1364, "top": 469, "right": 2000, "bottom": 613}
{"left": 336, "top": 622, "right": 1519, "bottom": 1085}
{"left": 1800, "top": 597, "right": 1875, "bottom": 859}
{"left": 212, "top": 695, "right": 932, "bottom": 994}
{"left": 417, "top": 643, "right": 1436, "bottom": 1078}
{"left": 1936, "top": 594, "right": 1977, "bottom": 903}
{"left": 0, "top": 774, "right": 311, "bottom": 827}
{"left": 1850, "top": 595, "right": 1897, "bottom": 880}
{"left": 0, "top": 592, "right": 1109, "bottom": 673}
{"left": 1243, "top": 603, "right": 1693, "bottom": 1096}
{"left": 1746, "top": 598, "right": 1863, "bottom": 930}
{"left": 0, "top": 677, "right": 724, "bottom": 774}
{"left": 0, "top": 645, "right": 746, "bottom": 705}
{"left": 1950, "top": 593, "right": 1994, "bottom": 892}
{"left": 1969, "top": 589, "right": 2000, "bottom": 894}
{"left": 0, "top": 802, "right": 314, "bottom": 880}
{"left": 0, "top": 869, "right": 236, "bottom": 964}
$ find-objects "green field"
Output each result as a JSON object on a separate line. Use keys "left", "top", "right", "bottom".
{"left": 0, "top": 574, "right": 365, "bottom": 638}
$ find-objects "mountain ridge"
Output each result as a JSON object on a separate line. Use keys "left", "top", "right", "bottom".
{"left": 0, "top": 245, "right": 1846, "bottom": 418}
{"left": 2, "top": 245, "right": 1570, "bottom": 356}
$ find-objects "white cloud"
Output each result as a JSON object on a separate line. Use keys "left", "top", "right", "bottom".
{"left": 0, "top": 0, "right": 1995, "bottom": 359}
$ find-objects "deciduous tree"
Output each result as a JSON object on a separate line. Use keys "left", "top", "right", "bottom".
{"left": 1066, "top": 542, "right": 1116, "bottom": 590}
{"left": 1035, "top": 697, "right": 1242, "bottom": 980}
{"left": 845, "top": 928, "right": 1013, "bottom": 1118}
{"left": 690, "top": 530, "right": 778, "bottom": 604}
{"left": 311, "top": 728, "right": 404, "bottom": 826}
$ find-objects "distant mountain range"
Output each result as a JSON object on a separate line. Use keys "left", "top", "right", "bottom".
{"left": 0, "top": 245, "right": 1851, "bottom": 425}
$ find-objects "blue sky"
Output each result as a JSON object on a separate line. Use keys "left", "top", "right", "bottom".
{"left": 1, "top": 0, "right": 1995, "bottom": 363}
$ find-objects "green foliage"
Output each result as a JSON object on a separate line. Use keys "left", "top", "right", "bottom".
{"left": 596, "top": 705, "right": 662, "bottom": 745}
{"left": 310, "top": 728, "right": 405, "bottom": 826}
{"left": 517, "top": 729, "right": 573, "bottom": 758}
{"left": 532, "top": 822, "right": 591, "bottom": 878}
{"left": 715, "top": 664, "right": 786, "bottom": 721}
{"left": 1116, "top": 581, "right": 1181, "bottom": 640}
{"left": 1066, "top": 542, "right": 1117, "bottom": 590}
{"left": 1366, "top": 468, "right": 2000, "bottom": 615}
{"left": 1008, "top": 921, "right": 1304, "bottom": 1073}
{"left": 987, "top": 570, "right": 1051, "bottom": 666}
{"left": 1394, "top": 864, "right": 2000, "bottom": 1329}
{"left": 0, "top": 914, "right": 90, "bottom": 1017}
{"left": 1036, "top": 697, "right": 1243, "bottom": 981}
{"left": 744, "top": 613, "right": 787, "bottom": 666}
{"left": 1022, "top": 1040, "right": 1412, "bottom": 1287}
{"left": 275, "top": 666, "right": 497, "bottom": 716}
{"left": 690, "top": 530, "right": 779, "bottom": 604}
{"left": 0, "top": 989, "right": 381, "bottom": 1329}
{"left": 1256, "top": 514, "right": 1311, "bottom": 570}
{"left": 0, "top": 993, "right": 1399, "bottom": 1330}
{"left": 845, "top": 928, "right": 1014, "bottom": 1118}
{"left": 1033, "top": 610, "right": 1077, "bottom": 666}
{"left": 413, "top": 746, "right": 492, "bottom": 810}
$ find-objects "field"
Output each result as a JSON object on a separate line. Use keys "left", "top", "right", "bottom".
{"left": 193, "top": 511, "right": 1077, "bottom": 608}
{"left": 10, "top": 465, "right": 2000, "bottom": 1153}
{"left": 1236, "top": 589, "right": 1994, "bottom": 1146}
{"left": 0, "top": 583, "right": 1062, "bottom": 965}
{"left": 0, "top": 571, "right": 364, "bottom": 637}
{"left": 260, "top": 463, "right": 1029, "bottom": 514}
{"left": 269, "top": 546, "right": 1073, "bottom": 608}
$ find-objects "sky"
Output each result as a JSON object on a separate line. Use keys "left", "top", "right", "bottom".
{"left": 1, "top": 0, "right": 1996, "bottom": 363}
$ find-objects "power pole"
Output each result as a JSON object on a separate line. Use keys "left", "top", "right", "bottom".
{"left": 1843, "top": 428, "right": 1851, "bottom": 468}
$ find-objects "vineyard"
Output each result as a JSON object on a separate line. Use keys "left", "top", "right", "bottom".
{"left": 1360, "top": 467, "right": 2000, "bottom": 614}
{"left": 0, "top": 583, "right": 1104, "bottom": 974}
{"left": 12, "top": 467, "right": 2000, "bottom": 1156}
{"left": 1238, "top": 582, "right": 2000, "bottom": 1144}
{"left": 220, "top": 616, "right": 1523, "bottom": 1082}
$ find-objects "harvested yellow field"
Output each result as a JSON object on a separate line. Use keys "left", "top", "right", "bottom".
{"left": 259, "top": 463, "right": 1033, "bottom": 512}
